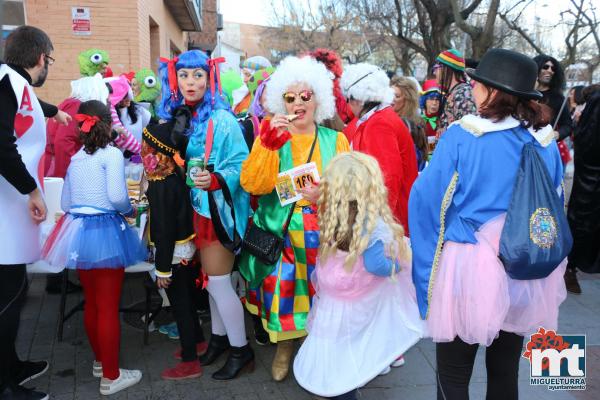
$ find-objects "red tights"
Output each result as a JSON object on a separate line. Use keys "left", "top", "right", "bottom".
{"left": 78, "top": 268, "right": 124, "bottom": 380}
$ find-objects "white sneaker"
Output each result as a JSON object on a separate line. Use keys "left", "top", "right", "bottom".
{"left": 379, "top": 366, "right": 391, "bottom": 376}
{"left": 99, "top": 369, "right": 142, "bottom": 395}
{"left": 93, "top": 360, "right": 103, "bottom": 378}
{"left": 391, "top": 356, "right": 405, "bottom": 368}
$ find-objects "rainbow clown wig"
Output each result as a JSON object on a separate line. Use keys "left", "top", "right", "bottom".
{"left": 265, "top": 56, "right": 335, "bottom": 123}
{"left": 157, "top": 50, "right": 230, "bottom": 126}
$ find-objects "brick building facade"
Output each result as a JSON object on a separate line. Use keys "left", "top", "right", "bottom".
{"left": 2, "top": 0, "right": 219, "bottom": 104}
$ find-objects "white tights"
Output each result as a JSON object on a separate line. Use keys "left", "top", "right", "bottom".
{"left": 206, "top": 274, "right": 247, "bottom": 347}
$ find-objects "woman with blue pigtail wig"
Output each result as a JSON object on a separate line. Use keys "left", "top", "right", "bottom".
{"left": 147, "top": 50, "right": 253, "bottom": 381}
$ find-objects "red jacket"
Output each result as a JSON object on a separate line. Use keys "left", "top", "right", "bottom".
{"left": 344, "top": 106, "right": 418, "bottom": 234}
{"left": 44, "top": 98, "right": 82, "bottom": 178}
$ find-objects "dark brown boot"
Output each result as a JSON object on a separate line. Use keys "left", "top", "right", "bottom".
{"left": 564, "top": 268, "right": 582, "bottom": 294}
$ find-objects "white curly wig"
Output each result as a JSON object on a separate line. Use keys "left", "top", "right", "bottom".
{"left": 341, "top": 63, "right": 394, "bottom": 105}
{"left": 70, "top": 73, "right": 109, "bottom": 104}
{"left": 265, "top": 56, "right": 335, "bottom": 123}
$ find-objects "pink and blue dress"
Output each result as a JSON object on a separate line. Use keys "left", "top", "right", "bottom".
{"left": 293, "top": 219, "right": 425, "bottom": 397}
{"left": 42, "top": 146, "right": 146, "bottom": 270}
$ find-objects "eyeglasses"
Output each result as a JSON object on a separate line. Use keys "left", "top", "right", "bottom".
{"left": 45, "top": 55, "right": 55, "bottom": 66}
{"left": 282, "top": 90, "right": 313, "bottom": 104}
{"left": 432, "top": 63, "right": 442, "bottom": 72}
{"left": 541, "top": 64, "right": 555, "bottom": 72}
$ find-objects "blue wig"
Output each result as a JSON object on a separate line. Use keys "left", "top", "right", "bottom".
{"left": 157, "top": 50, "right": 231, "bottom": 129}
{"left": 419, "top": 91, "right": 442, "bottom": 112}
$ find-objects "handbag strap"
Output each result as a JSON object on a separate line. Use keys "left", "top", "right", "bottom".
{"left": 280, "top": 125, "right": 319, "bottom": 236}
{"left": 204, "top": 116, "right": 242, "bottom": 252}
{"left": 204, "top": 118, "right": 215, "bottom": 165}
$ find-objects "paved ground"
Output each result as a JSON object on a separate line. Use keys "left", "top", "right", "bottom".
{"left": 16, "top": 270, "right": 600, "bottom": 400}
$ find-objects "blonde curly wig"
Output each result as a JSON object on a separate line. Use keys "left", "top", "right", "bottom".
{"left": 265, "top": 56, "right": 335, "bottom": 123}
{"left": 317, "top": 152, "right": 409, "bottom": 272}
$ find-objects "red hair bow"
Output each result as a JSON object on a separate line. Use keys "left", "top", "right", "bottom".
{"left": 74, "top": 114, "right": 100, "bottom": 133}
{"left": 207, "top": 57, "right": 226, "bottom": 105}
{"left": 160, "top": 56, "right": 180, "bottom": 100}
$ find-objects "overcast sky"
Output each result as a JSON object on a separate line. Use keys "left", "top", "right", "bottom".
{"left": 220, "top": 0, "right": 272, "bottom": 26}
{"left": 219, "top": 0, "right": 574, "bottom": 56}
{"left": 219, "top": 0, "right": 565, "bottom": 26}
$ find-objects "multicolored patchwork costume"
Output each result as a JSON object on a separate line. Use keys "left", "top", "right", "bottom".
{"left": 239, "top": 126, "right": 349, "bottom": 342}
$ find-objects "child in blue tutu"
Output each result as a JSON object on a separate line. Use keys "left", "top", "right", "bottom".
{"left": 42, "top": 100, "right": 146, "bottom": 396}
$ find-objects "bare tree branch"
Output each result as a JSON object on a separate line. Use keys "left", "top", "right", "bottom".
{"left": 449, "top": 0, "right": 480, "bottom": 36}
{"left": 498, "top": 12, "right": 545, "bottom": 55}
{"left": 460, "top": 0, "right": 485, "bottom": 19}
{"left": 571, "top": 0, "right": 600, "bottom": 54}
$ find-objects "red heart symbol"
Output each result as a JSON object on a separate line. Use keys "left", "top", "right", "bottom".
{"left": 14, "top": 113, "right": 34, "bottom": 138}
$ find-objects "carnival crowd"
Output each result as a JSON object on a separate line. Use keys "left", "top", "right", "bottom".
{"left": 1, "top": 25, "right": 599, "bottom": 400}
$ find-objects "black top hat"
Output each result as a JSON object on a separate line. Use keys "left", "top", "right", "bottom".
{"left": 466, "top": 48, "right": 542, "bottom": 100}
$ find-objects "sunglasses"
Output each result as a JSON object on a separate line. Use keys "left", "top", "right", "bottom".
{"left": 282, "top": 90, "right": 313, "bottom": 104}
{"left": 542, "top": 64, "right": 555, "bottom": 72}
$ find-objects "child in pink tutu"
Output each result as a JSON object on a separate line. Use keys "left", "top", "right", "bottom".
{"left": 293, "top": 152, "right": 425, "bottom": 399}
{"left": 42, "top": 100, "right": 146, "bottom": 395}
{"left": 409, "top": 49, "right": 568, "bottom": 400}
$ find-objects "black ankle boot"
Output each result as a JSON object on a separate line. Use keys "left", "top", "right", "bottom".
{"left": 252, "top": 315, "right": 269, "bottom": 346}
{"left": 199, "top": 334, "right": 230, "bottom": 366}
{"left": 211, "top": 344, "right": 255, "bottom": 380}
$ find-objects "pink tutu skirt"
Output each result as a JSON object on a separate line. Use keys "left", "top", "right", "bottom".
{"left": 293, "top": 251, "right": 425, "bottom": 397}
{"left": 428, "top": 213, "right": 567, "bottom": 346}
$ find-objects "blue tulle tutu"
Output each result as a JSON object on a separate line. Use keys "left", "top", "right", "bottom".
{"left": 42, "top": 212, "right": 147, "bottom": 270}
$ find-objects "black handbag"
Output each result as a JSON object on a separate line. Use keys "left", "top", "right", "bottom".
{"left": 242, "top": 127, "right": 319, "bottom": 265}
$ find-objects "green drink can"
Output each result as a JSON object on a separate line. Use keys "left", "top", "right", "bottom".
{"left": 136, "top": 202, "right": 149, "bottom": 227}
{"left": 186, "top": 157, "right": 204, "bottom": 188}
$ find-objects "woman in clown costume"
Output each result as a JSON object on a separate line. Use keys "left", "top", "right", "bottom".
{"left": 239, "top": 56, "right": 350, "bottom": 381}
{"left": 157, "top": 50, "right": 253, "bottom": 380}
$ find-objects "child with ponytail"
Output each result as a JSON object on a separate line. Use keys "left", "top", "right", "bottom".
{"left": 42, "top": 100, "right": 146, "bottom": 395}
{"left": 293, "top": 152, "right": 425, "bottom": 399}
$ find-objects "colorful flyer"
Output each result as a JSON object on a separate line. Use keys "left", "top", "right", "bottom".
{"left": 275, "top": 162, "right": 320, "bottom": 206}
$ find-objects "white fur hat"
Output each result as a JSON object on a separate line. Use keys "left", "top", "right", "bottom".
{"left": 265, "top": 56, "right": 335, "bottom": 123}
{"left": 71, "top": 73, "right": 109, "bottom": 104}
{"left": 341, "top": 63, "right": 394, "bottom": 105}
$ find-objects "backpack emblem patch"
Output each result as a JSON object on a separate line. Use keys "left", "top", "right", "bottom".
{"left": 529, "top": 208, "right": 558, "bottom": 249}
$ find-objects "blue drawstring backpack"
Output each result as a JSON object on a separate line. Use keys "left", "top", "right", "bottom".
{"left": 499, "top": 128, "right": 573, "bottom": 280}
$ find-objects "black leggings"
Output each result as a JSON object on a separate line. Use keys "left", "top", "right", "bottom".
{"left": 0, "top": 265, "right": 28, "bottom": 389}
{"left": 436, "top": 331, "right": 524, "bottom": 400}
{"left": 165, "top": 264, "right": 206, "bottom": 362}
